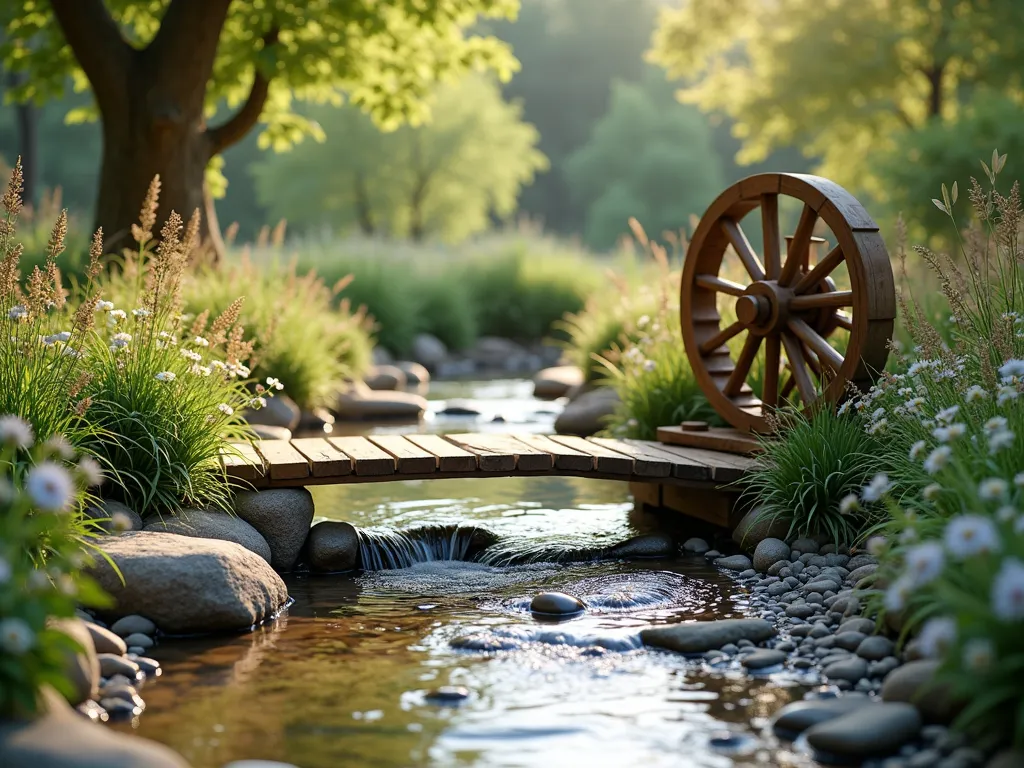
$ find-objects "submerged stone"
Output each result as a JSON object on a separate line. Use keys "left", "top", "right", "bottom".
{"left": 530, "top": 592, "right": 586, "bottom": 617}
{"left": 607, "top": 532, "right": 675, "bottom": 559}
{"left": 425, "top": 686, "right": 471, "bottom": 704}
{"left": 715, "top": 554, "right": 753, "bottom": 571}
{"left": 640, "top": 619, "right": 775, "bottom": 654}
{"left": 805, "top": 702, "right": 921, "bottom": 758}
{"left": 682, "top": 537, "right": 710, "bottom": 554}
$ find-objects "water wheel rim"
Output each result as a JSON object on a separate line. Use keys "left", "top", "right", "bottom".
{"left": 680, "top": 173, "right": 897, "bottom": 434}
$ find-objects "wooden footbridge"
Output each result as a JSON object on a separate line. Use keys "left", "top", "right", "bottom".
{"left": 223, "top": 172, "right": 898, "bottom": 531}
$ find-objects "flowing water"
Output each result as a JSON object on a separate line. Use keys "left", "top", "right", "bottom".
{"left": 117, "top": 380, "right": 820, "bottom": 767}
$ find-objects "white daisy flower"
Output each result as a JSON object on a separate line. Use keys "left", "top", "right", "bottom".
{"left": 861, "top": 473, "right": 892, "bottom": 503}
{"left": 249, "top": 396, "right": 267, "bottom": 410}
{"left": 964, "top": 385, "right": 988, "bottom": 402}
{"left": 77, "top": 457, "right": 104, "bottom": 487}
{"left": 155, "top": 371, "right": 176, "bottom": 382}
{"left": 190, "top": 364, "right": 211, "bottom": 377}
{"left": 962, "top": 638, "right": 996, "bottom": 671}
{"left": 869, "top": 407, "right": 886, "bottom": 422}
{"left": 884, "top": 576, "right": 914, "bottom": 612}
{"left": 985, "top": 416, "right": 1009, "bottom": 434}
{"left": 905, "top": 397, "right": 926, "bottom": 413}
{"left": 933, "top": 423, "right": 966, "bottom": 442}
{"left": 997, "top": 386, "right": 1019, "bottom": 405}
{"left": 989, "top": 430, "right": 1015, "bottom": 454}
{"left": 25, "top": 462, "right": 75, "bottom": 513}
{"left": 210, "top": 360, "right": 227, "bottom": 371}
{"left": 936, "top": 405, "right": 960, "bottom": 423}
{"left": 991, "top": 557, "right": 1024, "bottom": 622}
{"left": 979, "top": 478, "right": 1009, "bottom": 501}
{"left": 924, "top": 445, "right": 953, "bottom": 474}
{"left": 944, "top": 515, "right": 1001, "bottom": 559}
{"left": 868, "top": 418, "right": 888, "bottom": 434}
{"left": 181, "top": 349, "right": 202, "bottom": 363}
{"left": 917, "top": 616, "right": 957, "bottom": 658}
{"left": 909, "top": 440, "right": 928, "bottom": 461}
{"left": 922, "top": 483, "right": 942, "bottom": 502}
{"left": 996, "top": 505, "right": 1017, "bottom": 523}
{"left": 905, "top": 542, "right": 945, "bottom": 586}
{"left": 837, "top": 400, "right": 852, "bottom": 416}
{"left": 236, "top": 365, "right": 251, "bottom": 378}
{"left": 106, "top": 309, "right": 127, "bottom": 327}
{"left": 0, "top": 415, "right": 34, "bottom": 449}
{"left": 998, "top": 359, "right": 1024, "bottom": 381}
{"left": 897, "top": 387, "right": 914, "bottom": 397}
{"left": 0, "top": 618, "right": 34, "bottom": 654}
{"left": 49, "top": 331, "right": 71, "bottom": 344}
{"left": 94, "top": 300, "right": 114, "bottom": 312}
{"left": 193, "top": 336, "right": 210, "bottom": 347}
{"left": 266, "top": 377, "right": 284, "bottom": 391}
{"left": 7, "top": 304, "right": 28, "bottom": 321}
{"left": 217, "top": 403, "right": 234, "bottom": 416}
{"left": 866, "top": 536, "right": 888, "bottom": 557}
{"left": 839, "top": 493, "right": 860, "bottom": 516}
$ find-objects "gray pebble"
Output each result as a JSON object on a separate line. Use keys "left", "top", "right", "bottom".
{"left": 857, "top": 635, "right": 895, "bottom": 661}
{"left": 823, "top": 656, "right": 868, "bottom": 682}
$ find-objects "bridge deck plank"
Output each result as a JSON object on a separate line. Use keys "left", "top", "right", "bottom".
{"left": 512, "top": 433, "right": 595, "bottom": 472}
{"left": 546, "top": 435, "right": 634, "bottom": 475}
{"left": 369, "top": 435, "right": 439, "bottom": 475}
{"left": 290, "top": 437, "right": 353, "bottom": 478}
{"left": 404, "top": 434, "right": 478, "bottom": 472}
{"left": 254, "top": 440, "right": 309, "bottom": 481}
{"left": 328, "top": 436, "right": 396, "bottom": 476}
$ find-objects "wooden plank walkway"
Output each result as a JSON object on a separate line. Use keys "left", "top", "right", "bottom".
{"left": 222, "top": 434, "right": 756, "bottom": 490}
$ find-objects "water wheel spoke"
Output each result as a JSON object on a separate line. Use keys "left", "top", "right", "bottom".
{"left": 778, "top": 204, "right": 819, "bottom": 286}
{"left": 724, "top": 333, "right": 762, "bottom": 397}
{"left": 793, "top": 244, "right": 844, "bottom": 294}
{"left": 789, "top": 290, "right": 853, "bottom": 311}
{"left": 781, "top": 332, "right": 817, "bottom": 404}
{"left": 695, "top": 274, "right": 747, "bottom": 297}
{"left": 788, "top": 317, "right": 845, "bottom": 371}
{"left": 698, "top": 320, "right": 745, "bottom": 355}
{"left": 721, "top": 218, "right": 766, "bottom": 282}
{"left": 762, "top": 334, "right": 780, "bottom": 410}
{"left": 780, "top": 373, "right": 796, "bottom": 400}
{"left": 761, "top": 193, "right": 781, "bottom": 279}
{"left": 835, "top": 311, "right": 853, "bottom": 331}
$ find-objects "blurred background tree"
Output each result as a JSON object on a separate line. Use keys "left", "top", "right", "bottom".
{"left": 0, "top": 0, "right": 519, "bottom": 257}
{"left": 565, "top": 70, "right": 724, "bottom": 250}
{"left": 251, "top": 75, "right": 547, "bottom": 242}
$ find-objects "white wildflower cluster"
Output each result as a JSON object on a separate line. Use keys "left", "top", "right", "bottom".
{"left": 7, "top": 304, "right": 28, "bottom": 322}
{"left": 109, "top": 332, "right": 132, "bottom": 353}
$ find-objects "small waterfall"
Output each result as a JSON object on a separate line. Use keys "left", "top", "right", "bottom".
{"left": 356, "top": 523, "right": 499, "bottom": 570}
{"left": 475, "top": 537, "right": 608, "bottom": 567}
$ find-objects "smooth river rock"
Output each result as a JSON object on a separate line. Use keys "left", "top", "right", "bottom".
{"left": 641, "top": 619, "right": 775, "bottom": 654}
{"left": 306, "top": 521, "right": 360, "bottom": 573}
{"left": 145, "top": 507, "right": 272, "bottom": 563}
{"left": 805, "top": 702, "right": 922, "bottom": 759}
{"left": 0, "top": 691, "right": 188, "bottom": 767}
{"left": 553, "top": 386, "right": 620, "bottom": 437}
{"left": 715, "top": 554, "right": 753, "bottom": 571}
{"left": 753, "top": 538, "right": 791, "bottom": 572}
{"left": 530, "top": 592, "right": 585, "bottom": 617}
{"left": 109, "top": 615, "right": 157, "bottom": 638}
{"left": 533, "top": 365, "right": 584, "bottom": 400}
{"left": 856, "top": 635, "right": 895, "bottom": 661}
{"left": 607, "top": 532, "right": 675, "bottom": 559}
{"left": 741, "top": 649, "right": 786, "bottom": 670}
{"left": 84, "top": 623, "right": 126, "bottom": 656}
{"left": 881, "top": 659, "right": 963, "bottom": 724}
{"left": 823, "top": 657, "right": 868, "bottom": 683}
{"left": 88, "top": 532, "right": 289, "bottom": 634}
{"left": 771, "top": 694, "right": 872, "bottom": 738}
{"left": 49, "top": 618, "right": 99, "bottom": 706}
{"left": 233, "top": 488, "right": 315, "bottom": 572}
{"left": 682, "top": 537, "right": 710, "bottom": 555}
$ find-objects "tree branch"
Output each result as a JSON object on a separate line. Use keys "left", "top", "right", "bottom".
{"left": 207, "top": 28, "right": 280, "bottom": 156}
{"left": 49, "top": 0, "right": 133, "bottom": 111}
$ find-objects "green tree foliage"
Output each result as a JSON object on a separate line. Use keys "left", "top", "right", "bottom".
{"left": 250, "top": 74, "right": 547, "bottom": 242}
{"left": 565, "top": 72, "right": 724, "bottom": 250}
{"left": 649, "top": 0, "right": 1024, "bottom": 208}
{"left": 0, "top": 0, "right": 520, "bottom": 254}
{"left": 489, "top": 0, "right": 662, "bottom": 234}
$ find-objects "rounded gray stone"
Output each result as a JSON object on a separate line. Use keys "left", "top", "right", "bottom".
{"left": 771, "top": 694, "right": 872, "bottom": 738}
{"left": 716, "top": 554, "right": 753, "bottom": 571}
{"left": 232, "top": 488, "right": 315, "bottom": 572}
{"left": 122, "top": 633, "right": 153, "bottom": 650}
{"left": 306, "top": 521, "right": 360, "bottom": 573}
{"left": 882, "top": 660, "right": 962, "bottom": 724}
{"left": 753, "top": 538, "right": 791, "bottom": 572}
{"left": 838, "top": 617, "right": 877, "bottom": 635}
{"left": 98, "top": 654, "right": 141, "bottom": 681}
{"left": 144, "top": 508, "right": 272, "bottom": 564}
{"left": 608, "top": 532, "right": 675, "bottom": 559}
{"left": 682, "top": 537, "right": 710, "bottom": 554}
{"left": 806, "top": 702, "right": 922, "bottom": 758}
{"left": 790, "top": 538, "right": 820, "bottom": 554}
{"left": 85, "top": 622, "right": 126, "bottom": 656}
{"left": 110, "top": 615, "right": 157, "bottom": 638}
{"left": 641, "top": 619, "right": 775, "bottom": 654}
{"left": 530, "top": 592, "right": 585, "bottom": 617}
{"left": 857, "top": 635, "right": 895, "bottom": 661}
{"left": 741, "top": 649, "right": 787, "bottom": 670}
{"left": 834, "top": 631, "right": 867, "bottom": 651}
{"left": 824, "top": 657, "right": 869, "bottom": 682}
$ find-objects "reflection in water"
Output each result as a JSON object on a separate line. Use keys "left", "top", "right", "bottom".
{"left": 118, "top": 382, "right": 819, "bottom": 767}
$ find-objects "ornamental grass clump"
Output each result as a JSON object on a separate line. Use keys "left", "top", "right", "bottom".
{"left": 595, "top": 221, "right": 715, "bottom": 439}
{"left": 0, "top": 415, "right": 110, "bottom": 717}
{"left": 80, "top": 177, "right": 269, "bottom": 516}
{"left": 0, "top": 159, "right": 102, "bottom": 458}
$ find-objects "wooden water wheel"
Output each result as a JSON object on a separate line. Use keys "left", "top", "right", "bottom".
{"left": 680, "top": 173, "right": 896, "bottom": 435}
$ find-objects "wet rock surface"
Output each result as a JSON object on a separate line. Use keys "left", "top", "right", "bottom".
{"left": 530, "top": 592, "right": 585, "bottom": 617}
{"left": 233, "top": 488, "right": 316, "bottom": 572}
{"left": 306, "top": 520, "right": 360, "bottom": 573}
{"left": 805, "top": 702, "right": 922, "bottom": 759}
{"left": 144, "top": 507, "right": 273, "bottom": 563}
{"left": 640, "top": 619, "right": 775, "bottom": 653}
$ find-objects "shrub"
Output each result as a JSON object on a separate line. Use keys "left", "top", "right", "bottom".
{"left": 0, "top": 417, "right": 110, "bottom": 716}
{"left": 184, "top": 255, "right": 373, "bottom": 411}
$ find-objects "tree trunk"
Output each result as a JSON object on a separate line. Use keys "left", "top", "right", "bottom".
{"left": 5, "top": 71, "right": 39, "bottom": 207}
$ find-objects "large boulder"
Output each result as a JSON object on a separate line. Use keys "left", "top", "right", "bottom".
{"left": 468, "top": 336, "right": 534, "bottom": 371}
{"left": 144, "top": 508, "right": 272, "bottom": 563}
{"left": 243, "top": 394, "right": 300, "bottom": 431}
{"left": 333, "top": 382, "right": 427, "bottom": 422}
{"left": 554, "top": 386, "right": 620, "bottom": 437}
{"left": 364, "top": 365, "right": 407, "bottom": 392}
{"left": 0, "top": 690, "right": 188, "bottom": 767}
{"left": 233, "top": 489, "right": 315, "bottom": 572}
{"left": 306, "top": 521, "right": 360, "bottom": 573}
{"left": 48, "top": 618, "right": 99, "bottom": 707}
{"left": 411, "top": 333, "right": 448, "bottom": 369}
{"left": 395, "top": 361, "right": 430, "bottom": 389}
{"left": 640, "top": 619, "right": 775, "bottom": 653}
{"left": 533, "top": 365, "right": 584, "bottom": 400}
{"left": 752, "top": 538, "right": 791, "bottom": 572}
{"left": 804, "top": 702, "right": 921, "bottom": 760}
{"left": 88, "top": 532, "right": 289, "bottom": 634}
{"left": 731, "top": 506, "right": 789, "bottom": 551}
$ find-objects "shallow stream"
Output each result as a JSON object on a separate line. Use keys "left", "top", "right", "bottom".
{"left": 118, "top": 380, "right": 821, "bottom": 767}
